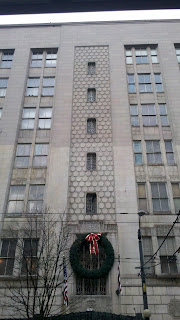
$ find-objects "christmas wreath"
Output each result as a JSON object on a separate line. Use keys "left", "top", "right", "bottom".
{"left": 69, "top": 233, "right": 114, "bottom": 279}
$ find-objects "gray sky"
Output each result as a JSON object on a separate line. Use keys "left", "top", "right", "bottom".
{"left": 0, "top": 9, "right": 180, "bottom": 25}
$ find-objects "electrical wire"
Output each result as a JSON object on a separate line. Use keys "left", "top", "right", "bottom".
{"left": 142, "top": 213, "right": 180, "bottom": 268}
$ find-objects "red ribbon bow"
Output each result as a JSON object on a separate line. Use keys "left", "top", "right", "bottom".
{"left": 85, "top": 233, "right": 102, "bottom": 255}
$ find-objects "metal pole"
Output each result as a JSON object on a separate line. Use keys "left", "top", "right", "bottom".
{"left": 138, "top": 227, "right": 149, "bottom": 320}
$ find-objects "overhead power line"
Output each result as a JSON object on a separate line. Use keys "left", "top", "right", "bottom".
{"left": 142, "top": 212, "right": 180, "bottom": 268}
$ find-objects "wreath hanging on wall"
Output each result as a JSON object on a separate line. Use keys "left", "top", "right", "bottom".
{"left": 69, "top": 233, "right": 114, "bottom": 279}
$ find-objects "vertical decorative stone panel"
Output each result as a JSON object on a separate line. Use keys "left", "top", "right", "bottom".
{"left": 68, "top": 46, "right": 116, "bottom": 222}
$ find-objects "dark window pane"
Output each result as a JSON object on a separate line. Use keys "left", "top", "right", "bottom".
{"left": 159, "top": 184, "right": 167, "bottom": 198}
{"left": 161, "top": 199, "right": 169, "bottom": 211}
{"left": 135, "top": 154, "right": 142, "bottom": 165}
{"left": 152, "top": 199, "right": 161, "bottom": 211}
{"left": 160, "top": 257, "right": 169, "bottom": 273}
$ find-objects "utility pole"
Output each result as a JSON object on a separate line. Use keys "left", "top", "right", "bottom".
{"left": 138, "top": 211, "right": 151, "bottom": 320}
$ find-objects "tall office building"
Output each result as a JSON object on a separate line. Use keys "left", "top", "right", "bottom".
{"left": 0, "top": 20, "right": 180, "bottom": 320}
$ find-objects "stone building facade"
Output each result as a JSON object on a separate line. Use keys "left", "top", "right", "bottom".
{"left": 0, "top": 20, "right": 180, "bottom": 320}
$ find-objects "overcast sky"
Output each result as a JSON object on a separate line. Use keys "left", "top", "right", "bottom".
{"left": 0, "top": 9, "right": 180, "bottom": 25}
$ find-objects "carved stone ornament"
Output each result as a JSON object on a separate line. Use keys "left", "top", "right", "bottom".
{"left": 168, "top": 299, "right": 180, "bottom": 318}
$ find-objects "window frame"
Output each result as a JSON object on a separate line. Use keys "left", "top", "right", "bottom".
{"left": 125, "top": 49, "right": 133, "bottom": 64}
{"left": 30, "top": 51, "right": 43, "bottom": 68}
{"left": 0, "top": 239, "right": 17, "bottom": 275}
{"left": 138, "top": 74, "right": 152, "bottom": 93}
{"left": 0, "top": 50, "right": 14, "bottom": 69}
{"left": 21, "top": 108, "right": 36, "bottom": 130}
{"left": 14, "top": 144, "right": 31, "bottom": 168}
{"left": 26, "top": 77, "right": 40, "bottom": 97}
{"left": 88, "top": 62, "right": 96, "bottom": 75}
{"left": 151, "top": 182, "right": 169, "bottom": 212}
{"left": 135, "top": 49, "right": 148, "bottom": 64}
{"left": 21, "top": 239, "right": 39, "bottom": 275}
{"left": 146, "top": 140, "right": 162, "bottom": 165}
{"left": 42, "top": 77, "right": 55, "bottom": 97}
{"left": 27, "top": 184, "right": 45, "bottom": 214}
{"left": 87, "top": 118, "right": 96, "bottom": 134}
{"left": 86, "top": 193, "right": 97, "bottom": 214}
{"left": 130, "top": 105, "right": 139, "bottom": 126}
{"left": 141, "top": 104, "right": 157, "bottom": 127}
{"left": 45, "top": 50, "right": 57, "bottom": 68}
{"left": 33, "top": 144, "right": 49, "bottom": 167}
{"left": 175, "top": 47, "right": 180, "bottom": 63}
{"left": 171, "top": 183, "right": 180, "bottom": 213}
{"left": 154, "top": 73, "right": 163, "bottom": 93}
{"left": 87, "top": 88, "right": 96, "bottom": 102}
{"left": 7, "top": 185, "right": 25, "bottom": 214}
{"left": 164, "top": 140, "right": 175, "bottom": 165}
{"left": 137, "top": 183, "right": 147, "bottom": 212}
{"left": 159, "top": 104, "right": 169, "bottom": 126}
{"left": 128, "top": 74, "right": 136, "bottom": 93}
{"left": 158, "top": 237, "right": 178, "bottom": 274}
{"left": 0, "top": 78, "right": 8, "bottom": 97}
{"left": 76, "top": 242, "right": 106, "bottom": 295}
{"left": 133, "top": 141, "right": 143, "bottom": 165}
{"left": 87, "top": 153, "right": 96, "bottom": 171}
{"left": 150, "top": 49, "right": 159, "bottom": 64}
{"left": 38, "top": 107, "right": 52, "bottom": 129}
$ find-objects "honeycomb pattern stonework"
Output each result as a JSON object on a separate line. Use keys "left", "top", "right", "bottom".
{"left": 68, "top": 46, "right": 116, "bottom": 222}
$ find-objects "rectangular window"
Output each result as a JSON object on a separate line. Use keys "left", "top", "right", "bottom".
{"left": 151, "top": 183, "right": 169, "bottom": 212}
{"left": 171, "top": 183, "right": 180, "bottom": 213}
{"left": 155, "top": 73, "right": 163, "bottom": 92}
{"left": 151, "top": 49, "right": 158, "bottom": 64}
{"left": 130, "top": 105, "right": 139, "bottom": 126}
{"left": 88, "top": 62, "right": 96, "bottom": 74}
{"left": 42, "top": 77, "right": 55, "bottom": 96}
{"left": 30, "top": 51, "right": 43, "bottom": 68}
{"left": 14, "top": 144, "right": 31, "bottom": 168}
{"left": 159, "top": 104, "right": 169, "bottom": 126}
{"left": 21, "top": 239, "right": 38, "bottom": 274}
{"left": 138, "top": 74, "right": 152, "bottom": 93}
{"left": 87, "top": 88, "right": 96, "bottom": 102}
{"left": 0, "top": 239, "right": 17, "bottom": 275}
{"left": 126, "top": 50, "right": 133, "bottom": 64}
{"left": 87, "top": 118, "right": 96, "bottom": 134}
{"left": 158, "top": 237, "right": 178, "bottom": 274}
{"left": 33, "top": 144, "right": 49, "bottom": 167}
{"left": 45, "top": 50, "right": 57, "bottom": 67}
{"left": 142, "top": 237, "right": 154, "bottom": 274}
{"left": 135, "top": 49, "right": 148, "bottom": 64}
{"left": 1, "top": 51, "right": 14, "bottom": 68}
{"left": 38, "top": 107, "right": 52, "bottom": 129}
{"left": 21, "top": 108, "right": 36, "bottom": 129}
{"left": 133, "top": 141, "right": 142, "bottom": 165}
{"left": 138, "top": 183, "right": 147, "bottom": 212}
{"left": 26, "top": 78, "right": 40, "bottom": 96}
{"left": 0, "top": 78, "right": 8, "bottom": 97}
{"left": 142, "top": 104, "right": 157, "bottom": 126}
{"left": 175, "top": 48, "right": 180, "bottom": 63}
{"left": 87, "top": 153, "right": 96, "bottom": 171}
{"left": 146, "top": 140, "right": 162, "bottom": 164}
{"left": 28, "top": 185, "right": 44, "bottom": 213}
{"left": 76, "top": 243, "right": 106, "bottom": 295}
{"left": 86, "top": 193, "right": 97, "bottom": 214}
{"left": 7, "top": 185, "right": 25, "bottom": 214}
{"left": 128, "top": 74, "right": 136, "bottom": 93}
{"left": 165, "top": 141, "right": 175, "bottom": 165}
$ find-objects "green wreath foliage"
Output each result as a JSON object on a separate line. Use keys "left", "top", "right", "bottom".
{"left": 69, "top": 233, "right": 114, "bottom": 279}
